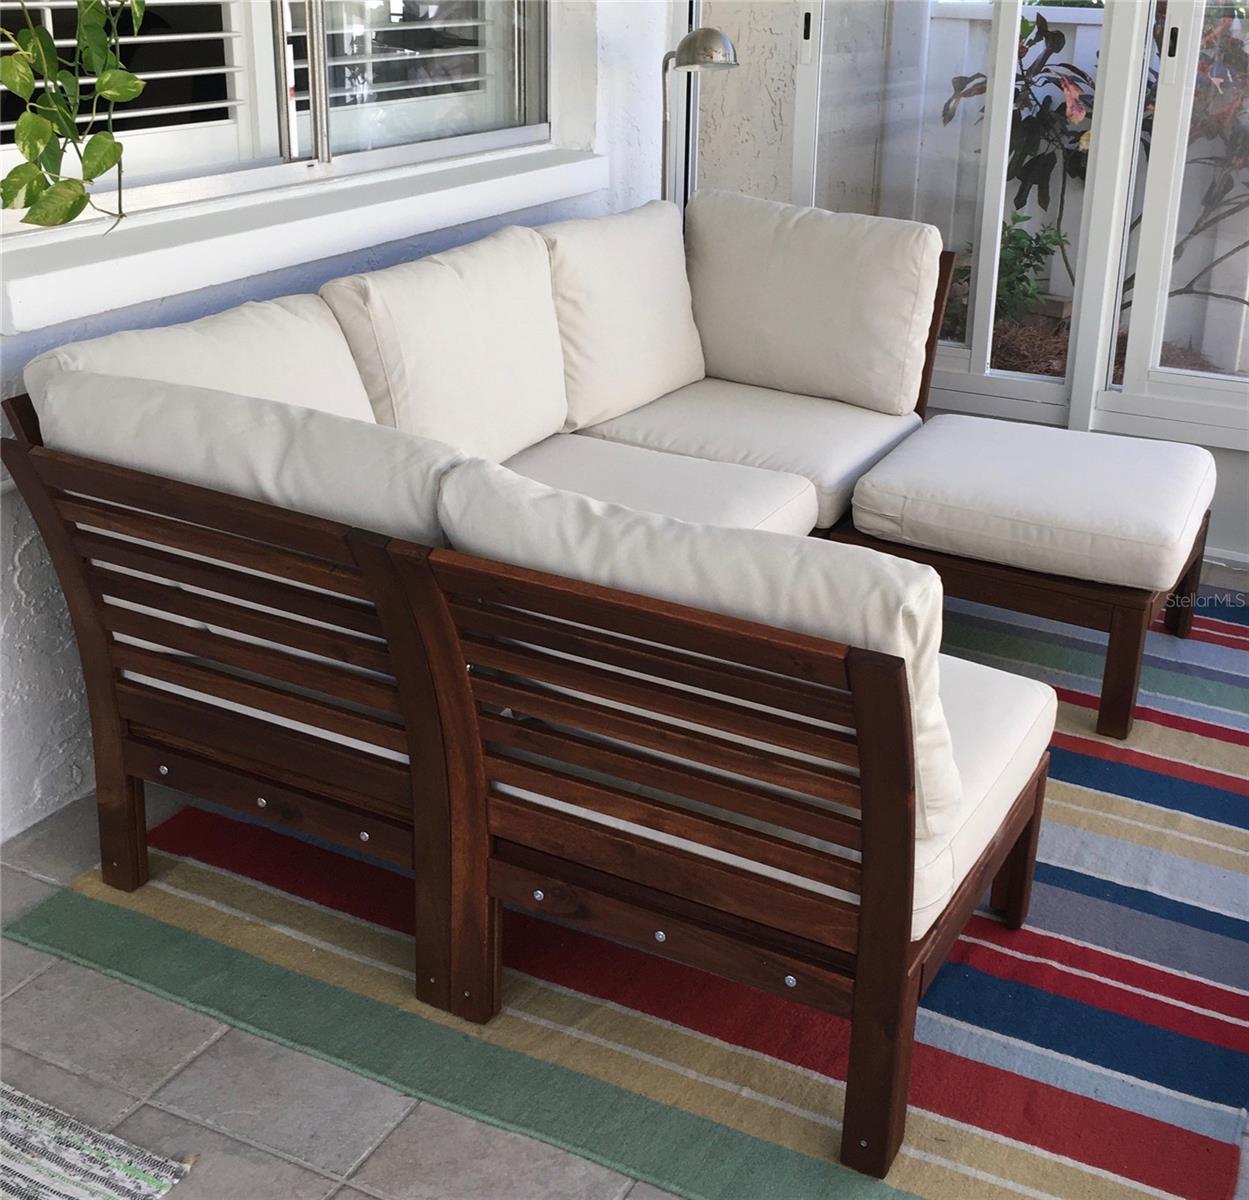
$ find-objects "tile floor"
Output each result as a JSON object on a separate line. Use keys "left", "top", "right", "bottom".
{"left": 0, "top": 793, "right": 677, "bottom": 1200}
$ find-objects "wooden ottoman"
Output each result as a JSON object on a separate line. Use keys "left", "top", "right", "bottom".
{"left": 830, "top": 415, "right": 1216, "bottom": 739}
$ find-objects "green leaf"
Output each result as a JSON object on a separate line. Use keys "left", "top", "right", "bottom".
{"left": 39, "top": 138, "right": 64, "bottom": 177}
{"left": 131, "top": 0, "right": 146, "bottom": 33}
{"left": 82, "top": 130, "right": 122, "bottom": 180}
{"left": 78, "top": 0, "right": 108, "bottom": 28}
{"left": 17, "top": 26, "right": 59, "bottom": 79}
{"left": 14, "top": 110, "right": 54, "bottom": 163}
{"left": 94, "top": 67, "right": 144, "bottom": 102}
{"left": 57, "top": 68, "right": 80, "bottom": 111}
{"left": 22, "top": 177, "right": 88, "bottom": 226}
{"left": 1, "top": 162, "right": 48, "bottom": 210}
{"left": 0, "top": 53, "right": 36, "bottom": 101}
{"left": 79, "top": 24, "right": 110, "bottom": 74}
{"left": 36, "top": 91, "right": 78, "bottom": 138}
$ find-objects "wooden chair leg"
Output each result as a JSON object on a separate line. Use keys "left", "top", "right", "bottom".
{"left": 840, "top": 964, "right": 921, "bottom": 1178}
{"left": 1097, "top": 605, "right": 1150, "bottom": 739}
{"left": 990, "top": 769, "right": 1046, "bottom": 930}
{"left": 97, "top": 771, "right": 148, "bottom": 892}
{"left": 451, "top": 894, "right": 503, "bottom": 1024}
{"left": 1164, "top": 520, "right": 1208, "bottom": 639}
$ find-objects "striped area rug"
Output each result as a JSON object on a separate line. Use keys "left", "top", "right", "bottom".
{"left": 5, "top": 585, "right": 1247, "bottom": 1200}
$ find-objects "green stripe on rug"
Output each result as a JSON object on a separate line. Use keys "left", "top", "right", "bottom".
{"left": 943, "top": 624, "right": 1249, "bottom": 714}
{"left": 4, "top": 892, "right": 916, "bottom": 1200}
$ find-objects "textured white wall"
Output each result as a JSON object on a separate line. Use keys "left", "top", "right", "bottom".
{"left": 698, "top": 1, "right": 801, "bottom": 201}
{"left": 0, "top": 0, "right": 673, "bottom": 841}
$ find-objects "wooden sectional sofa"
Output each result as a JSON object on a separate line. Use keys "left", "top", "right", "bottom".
{"left": 3, "top": 189, "right": 1212, "bottom": 1177}
{"left": 2, "top": 390, "right": 1051, "bottom": 1180}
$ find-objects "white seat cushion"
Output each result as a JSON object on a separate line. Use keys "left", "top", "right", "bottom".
{"left": 853, "top": 415, "right": 1218, "bottom": 591}
{"left": 320, "top": 226, "right": 567, "bottom": 461}
{"left": 540, "top": 201, "right": 705, "bottom": 430}
{"left": 505, "top": 434, "right": 817, "bottom": 535}
{"left": 36, "top": 372, "right": 463, "bottom": 547}
{"left": 910, "top": 655, "right": 1055, "bottom": 937}
{"left": 685, "top": 189, "right": 941, "bottom": 416}
{"left": 581, "top": 377, "right": 920, "bottom": 528}
{"left": 439, "top": 459, "right": 962, "bottom": 838}
{"left": 23, "top": 296, "right": 374, "bottom": 424}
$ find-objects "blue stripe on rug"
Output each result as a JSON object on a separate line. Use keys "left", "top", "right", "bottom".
{"left": 942, "top": 647, "right": 1249, "bottom": 733}
{"left": 1026, "top": 883, "right": 1249, "bottom": 991}
{"left": 1035, "top": 862, "right": 1249, "bottom": 943}
{"left": 1038, "top": 824, "right": 1249, "bottom": 921}
{"left": 947, "top": 610, "right": 1249, "bottom": 683}
{"left": 914, "top": 1009, "right": 1246, "bottom": 1144}
{"left": 921, "top": 963, "right": 1249, "bottom": 1108}
{"left": 1047, "top": 747, "right": 1249, "bottom": 829}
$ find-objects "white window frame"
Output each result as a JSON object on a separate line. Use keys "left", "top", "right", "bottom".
{"left": 1, "top": 0, "right": 552, "bottom": 230}
{"left": 0, "top": 1, "right": 605, "bottom": 334}
{"left": 1069, "top": 0, "right": 1249, "bottom": 452}
{"left": 787, "top": 0, "right": 1248, "bottom": 449}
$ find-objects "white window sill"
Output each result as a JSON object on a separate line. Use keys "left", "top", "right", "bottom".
{"left": 0, "top": 145, "right": 608, "bottom": 335}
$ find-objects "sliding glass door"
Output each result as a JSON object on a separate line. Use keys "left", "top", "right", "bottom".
{"left": 698, "top": 0, "right": 1246, "bottom": 450}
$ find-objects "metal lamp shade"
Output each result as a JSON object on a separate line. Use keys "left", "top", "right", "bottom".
{"left": 672, "top": 27, "right": 738, "bottom": 71}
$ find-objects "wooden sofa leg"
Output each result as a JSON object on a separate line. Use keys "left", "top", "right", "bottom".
{"left": 97, "top": 772, "right": 148, "bottom": 892}
{"left": 450, "top": 891, "right": 503, "bottom": 1025}
{"left": 1164, "top": 519, "right": 1207, "bottom": 639}
{"left": 840, "top": 964, "right": 921, "bottom": 1178}
{"left": 1097, "top": 605, "right": 1149, "bottom": 739}
{"left": 990, "top": 768, "right": 1046, "bottom": 930}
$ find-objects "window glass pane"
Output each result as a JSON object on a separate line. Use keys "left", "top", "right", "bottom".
{"left": 987, "top": 6, "right": 1102, "bottom": 377}
{"left": 1, "top": 1, "right": 280, "bottom": 185}
{"left": 295, "top": 0, "right": 546, "bottom": 158}
{"left": 812, "top": 1, "right": 993, "bottom": 346}
{"left": 1159, "top": 3, "right": 1248, "bottom": 378}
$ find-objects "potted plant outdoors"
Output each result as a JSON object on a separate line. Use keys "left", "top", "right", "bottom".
{"left": 1, "top": 0, "right": 146, "bottom": 227}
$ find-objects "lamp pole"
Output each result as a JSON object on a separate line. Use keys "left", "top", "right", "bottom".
{"left": 661, "top": 50, "right": 677, "bottom": 203}
{"left": 660, "top": 28, "right": 739, "bottom": 204}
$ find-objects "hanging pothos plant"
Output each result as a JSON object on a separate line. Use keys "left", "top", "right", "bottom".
{"left": 1, "top": 0, "right": 146, "bottom": 227}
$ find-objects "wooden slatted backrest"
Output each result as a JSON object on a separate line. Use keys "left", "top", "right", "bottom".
{"left": 0, "top": 397, "right": 444, "bottom": 842}
{"left": 413, "top": 544, "right": 918, "bottom": 959}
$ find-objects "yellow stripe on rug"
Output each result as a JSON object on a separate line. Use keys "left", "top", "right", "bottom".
{"left": 70, "top": 860, "right": 1169, "bottom": 1200}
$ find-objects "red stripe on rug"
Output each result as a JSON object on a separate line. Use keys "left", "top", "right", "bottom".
{"left": 1051, "top": 731, "right": 1249, "bottom": 793}
{"left": 963, "top": 916, "right": 1249, "bottom": 1022}
{"left": 503, "top": 909, "right": 1237, "bottom": 1200}
{"left": 945, "top": 939, "right": 1249, "bottom": 1053}
{"left": 1056, "top": 689, "right": 1249, "bottom": 748}
{"left": 1149, "top": 616, "right": 1249, "bottom": 649}
{"left": 147, "top": 807, "right": 1237, "bottom": 1200}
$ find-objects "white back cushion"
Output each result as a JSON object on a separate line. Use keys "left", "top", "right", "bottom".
{"left": 36, "top": 372, "right": 463, "bottom": 546}
{"left": 686, "top": 189, "right": 941, "bottom": 416}
{"left": 320, "top": 226, "right": 567, "bottom": 462}
{"left": 23, "top": 295, "right": 374, "bottom": 424}
{"left": 439, "top": 459, "right": 962, "bottom": 837}
{"left": 540, "top": 201, "right": 705, "bottom": 430}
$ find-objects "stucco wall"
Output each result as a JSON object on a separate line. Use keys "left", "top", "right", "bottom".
{"left": 0, "top": 0, "right": 672, "bottom": 841}
{"left": 697, "top": 1, "right": 801, "bottom": 200}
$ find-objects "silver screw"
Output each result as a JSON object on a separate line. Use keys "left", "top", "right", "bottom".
{"left": 859, "top": 1139, "right": 868, "bottom": 1149}
{"left": 463, "top": 990, "right": 470, "bottom": 998}
{"left": 158, "top": 764, "right": 169, "bottom": 776}
{"left": 654, "top": 930, "right": 666, "bottom": 943}
{"left": 783, "top": 975, "right": 797, "bottom": 989}
{"left": 428, "top": 977, "right": 435, "bottom": 984}
{"left": 359, "top": 831, "right": 370, "bottom": 843}
{"left": 532, "top": 889, "right": 545, "bottom": 902}
{"left": 256, "top": 797, "right": 267, "bottom": 809}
